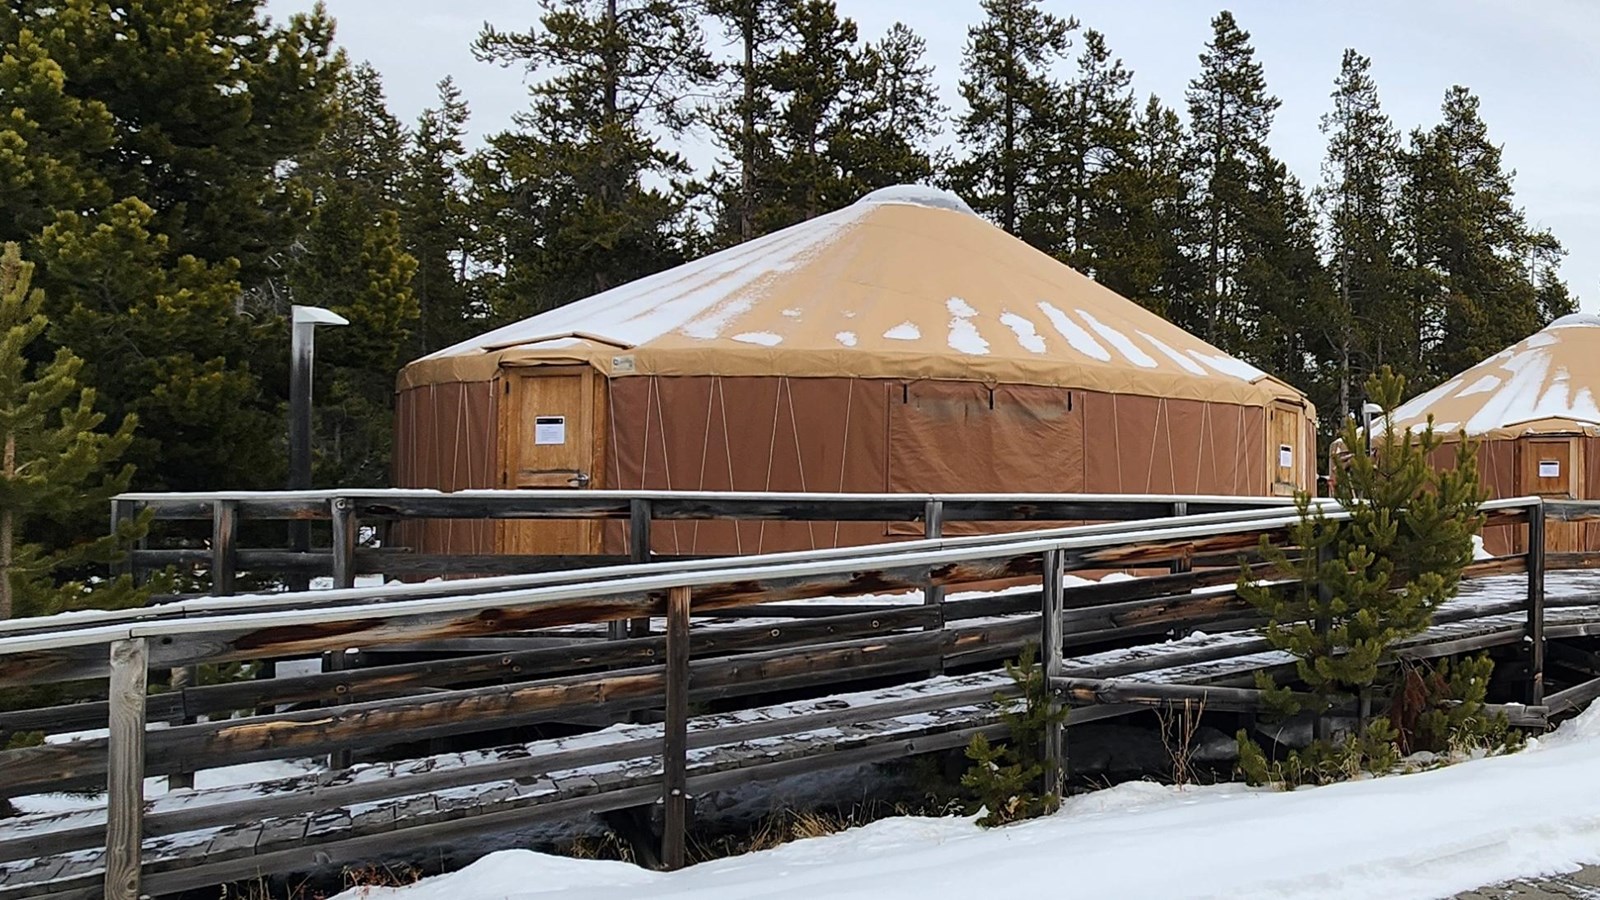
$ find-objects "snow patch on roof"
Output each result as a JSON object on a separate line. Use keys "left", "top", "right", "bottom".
{"left": 1189, "top": 351, "right": 1266, "bottom": 382}
{"left": 1524, "top": 331, "right": 1559, "bottom": 348}
{"left": 782, "top": 308, "right": 802, "bottom": 319}
{"left": 945, "top": 296, "right": 988, "bottom": 355}
{"left": 1457, "top": 375, "right": 1501, "bottom": 397}
{"left": 854, "top": 184, "right": 977, "bottom": 216}
{"left": 1077, "top": 309, "right": 1156, "bottom": 368}
{"left": 1138, "top": 331, "right": 1207, "bottom": 376}
{"left": 1462, "top": 349, "right": 1552, "bottom": 434}
{"left": 732, "top": 331, "right": 782, "bottom": 347}
{"left": 835, "top": 331, "right": 858, "bottom": 348}
{"left": 1036, "top": 301, "right": 1110, "bottom": 362}
{"left": 884, "top": 322, "right": 920, "bottom": 341}
{"left": 1000, "top": 312, "right": 1047, "bottom": 354}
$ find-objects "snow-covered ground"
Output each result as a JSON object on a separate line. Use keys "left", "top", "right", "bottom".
{"left": 336, "top": 705, "right": 1600, "bottom": 900}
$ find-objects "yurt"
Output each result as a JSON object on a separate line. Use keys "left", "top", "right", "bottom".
{"left": 1368, "top": 312, "right": 1600, "bottom": 554}
{"left": 394, "top": 186, "right": 1316, "bottom": 557}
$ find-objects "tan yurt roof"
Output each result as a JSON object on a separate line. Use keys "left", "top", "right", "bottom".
{"left": 400, "top": 185, "right": 1304, "bottom": 409}
{"left": 1380, "top": 313, "right": 1600, "bottom": 439}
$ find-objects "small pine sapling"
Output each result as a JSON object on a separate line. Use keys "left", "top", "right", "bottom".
{"left": 1237, "top": 367, "right": 1488, "bottom": 783}
{"left": 962, "top": 644, "right": 1068, "bottom": 826}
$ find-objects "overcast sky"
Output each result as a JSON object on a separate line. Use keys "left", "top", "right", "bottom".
{"left": 263, "top": 0, "right": 1600, "bottom": 311}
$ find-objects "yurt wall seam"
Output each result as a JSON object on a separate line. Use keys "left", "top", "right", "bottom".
{"left": 717, "top": 377, "right": 744, "bottom": 554}
{"left": 785, "top": 378, "right": 820, "bottom": 551}
{"left": 758, "top": 377, "right": 784, "bottom": 555}
{"left": 833, "top": 382, "right": 855, "bottom": 548}
{"left": 692, "top": 377, "right": 715, "bottom": 554}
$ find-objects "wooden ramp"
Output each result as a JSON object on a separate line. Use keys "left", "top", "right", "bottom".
{"left": 5, "top": 570, "right": 1598, "bottom": 899}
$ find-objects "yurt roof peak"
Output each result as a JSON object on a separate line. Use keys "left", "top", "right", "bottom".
{"left": 1380, "top": 315, "right": 1600, "bottom": 439}
{"left": 400, "top": 185, "right": 1303, "bottom": 408}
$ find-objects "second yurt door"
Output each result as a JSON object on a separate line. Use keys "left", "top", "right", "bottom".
{"left": 1268, "top": 401, "right": 1305, "bottom": 497}
{"left": 1519, "top": 437, "right": 1583, "bottom": 554}
{"left": 498, "top": 367, "right": 601, "bottom": 555}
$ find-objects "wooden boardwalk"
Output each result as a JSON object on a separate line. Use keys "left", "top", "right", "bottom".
{"left": 1, "top": 491, "right": 1598, "bottom": 899}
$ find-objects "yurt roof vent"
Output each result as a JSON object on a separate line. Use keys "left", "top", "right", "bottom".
{"left": 853, "top": 184, "right": 977, "bottom": 216}
{"left": 1546, "top": 312, "right": 1600, "bottom": 329}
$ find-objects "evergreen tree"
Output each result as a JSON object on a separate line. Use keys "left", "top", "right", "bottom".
{"left": 471, "top": 0, "right": 714, "bottom": 319}
{"left": 702, "top": 6, "right": 941, "bottom": 242}
{"left": 1182, "top": 11, "right": 1279, "bottom": 347}
{"left": 1042, "top": 29, "right": 1136, "bottom": 269}
{"left": 403, "top": 78, "right": 481, "bottom": 355}
{"left": 1241, "top": 368, "right": 1483, "bottom": 719}
{"left": 833, "top": 22, "right": 946, "bottom": 201}
{"left": 1314, "top": 50, "right": 1407, "bottom": 427}
{"left": 1092, "top": 96, "right": 1198, "bottom": 315}
{"left": 1182, "top": 11, "right": 1323, "bottom": 378}
{"left": 0, "top": 244, "right": 143, "bottom": 621}
{"left": 948, "top": 0, "right": 1076, "bottom": 238}
{"left": 702, "top": 0, "right": 788, "bottom": 244}
{"left": 0, "top": 1, "right": 338, "bottom": 496}
{"left": 1400, "top": 86, "right": 1575, "bottom": 384}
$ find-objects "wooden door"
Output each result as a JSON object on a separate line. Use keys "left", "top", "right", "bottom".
{"left": 1268, "top": 401, "right": 1304, "bottom": 497}
{"left": 497, "top": 368, "right": 603, "bottom": 555}
{"left": 1519, "top": 437, "right": 1583, "bottom": 553}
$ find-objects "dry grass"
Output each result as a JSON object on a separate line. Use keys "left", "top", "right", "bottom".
{"left": 1155, "top": 698, "right": 1207, "bottom": 787}
{"left": 217, "top": 863, "right": 421, "bottom": 900}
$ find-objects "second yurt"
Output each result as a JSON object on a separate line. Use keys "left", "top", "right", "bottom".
{"left": 1371, "top": 312, "right": 1600, "bottom": 553}
{"left": 394, "top": 186, "right": 1316, "bottom": 557}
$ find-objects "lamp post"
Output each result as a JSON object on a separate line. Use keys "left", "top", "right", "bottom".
{"left": 288, "top": 306, "right": 348, "bottom": 589}
{"left": 1361, "top": 401, "right": 1382, "bottom": 455}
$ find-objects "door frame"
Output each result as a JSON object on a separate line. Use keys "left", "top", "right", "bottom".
{"left": 494, "top": 364, "right": 609, "bottom": 555}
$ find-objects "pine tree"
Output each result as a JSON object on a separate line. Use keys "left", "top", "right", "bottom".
{"left": 1041, "top": 29, "right": 1136, "bottom": 270}
{"left": 948, "top": 0, "right": 1076, "bottom": 237}
{"left": 1400, "top": 86, "right": 1575, "bottom": 384}
{"left": 0, "top": 244, "right": 143, "bottom": 621}
{"left": 1092, "top": 96, "right": 1198, "bottom": 315}
{"left": 403, "top": 78, "right": 481, "bottom": 355}
{"left": 1241, "top": 368, "right": 1483, "bottom": 718}
{"left": 1314, "top": 50, "right": 1407, "bottom": 427}
{"left": 833, "top": 22, "right": 946, "bottom": 198}
{"left": 1182, "top": 11, "right": 1279, "bottom": 348}
{"left": 471, "top": 0, "right": 714, "bottom": 318}
{"left": 702, "top": 0, "right": 789, "bottom": 244}
{"left": 0, "top": 1, "right": 338, "bottom": 497}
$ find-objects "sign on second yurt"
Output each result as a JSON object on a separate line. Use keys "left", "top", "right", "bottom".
{"left": 394, "top": 186, "right": 1316, "bottom": 557}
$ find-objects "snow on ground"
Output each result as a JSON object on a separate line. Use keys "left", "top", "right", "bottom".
{"left": 339, "top": 705, "right": 1600, "bottom": 900}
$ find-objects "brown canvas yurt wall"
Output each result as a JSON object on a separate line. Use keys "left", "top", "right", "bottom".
{"left": 394, "top": 186, "right": 1317, "bottom": 559}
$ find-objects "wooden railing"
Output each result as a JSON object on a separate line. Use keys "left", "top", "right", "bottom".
{"left": 0, "top": 494, "right": 1593, "bottom": 900}
{"left": 112, "top": 488, "right": 1323, "bottom": 591}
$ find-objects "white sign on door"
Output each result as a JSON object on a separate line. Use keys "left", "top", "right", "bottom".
{"left": 1539, "top": 459, "right": 1561, "bottom": 478}
{"left": 1279, "top": 444, "right": 1293, "bottom": 468}
{"left": 535, "top": 415, "right": 566, "bottom": 445}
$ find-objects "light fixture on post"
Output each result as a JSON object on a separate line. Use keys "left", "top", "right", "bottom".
{"left": 288, "top": 305, "right": 348, "bottom": 588}
{"left": 1361, "top": 401, "right": 1382, "bottom": 455}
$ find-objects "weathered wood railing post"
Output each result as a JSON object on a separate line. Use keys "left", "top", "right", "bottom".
{"left": 662, "top": 585, "right": 691, "bottom": 870}
{"left": 626, "top": 499, "right": 653, "bottom": 639}
{"left": 923, "top": 499, "right": 946, "bottom": 676}
{"left": 1169, "top": 501, "right": 1191, "bottom": 575}
{"left": 323, "top": 497, "right": 358, "bottom": 769}
{"left": 105, "top": 637, "right": 148, "bottom": 900}
{"left": 331, "top": 496, "right": 358, "bottom": 590}
{"left": 211, "top": 498, "right": 238, "bottom": 596}
{"left": 1527, "top": 500, "right": 1546, "bottom": 706}
{"left": 1041, "top": 548, "right": 1066, "bottom": 799}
